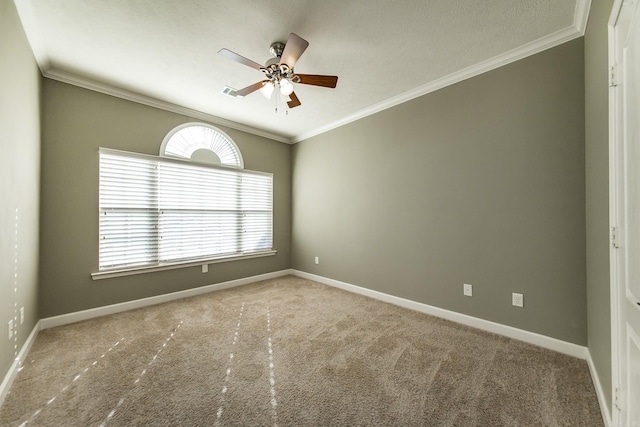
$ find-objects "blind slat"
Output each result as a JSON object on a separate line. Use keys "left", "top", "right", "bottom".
{"left": 99, "top": 149, "right": 272, "bottom": 270}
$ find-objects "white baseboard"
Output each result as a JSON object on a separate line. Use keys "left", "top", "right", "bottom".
{"left": 291, "top": 270, "right": 588, "bottom": 359}
{"left": 40, "top": 269, "right": 292, "bottom": 330}
{"left": 586, "top": 350, "right": 612, "bottom": 427}
{"left": 2, "top": 270, "right": 293, "bottom": 406}
{"left": 2, "top": 269, "right": 607, "bottom": 422}
{"left": 0, "top": 321, "right": 41, "bottom": 408}
{"left": 296, "top": 269, "right": 611, "bottom": 422}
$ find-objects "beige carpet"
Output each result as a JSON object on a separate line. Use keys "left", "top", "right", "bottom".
{"left": 0, "top": 275, "right": 602, "bottom": 426}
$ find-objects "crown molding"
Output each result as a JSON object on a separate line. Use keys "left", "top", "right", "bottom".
{"left": 574, "top": 0, "right": 592, "bottom": 35}
{"left": 12, "top": 0, "right": 291, "bottom": 144}
{"left": 15, "top": 0, "right": 590, "bottom": 146}
{"left": 292, "top": 1, "right": 591, "bottom": 143}
{"left": 43, "top": 69, "right": 292, "bottom": 144}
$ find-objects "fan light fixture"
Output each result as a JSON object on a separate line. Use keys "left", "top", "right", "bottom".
{"left": 279, "top": 78, "right": 294, "bottom": 96}
{"left": 259, "top": 61, "right": 295, "bottom": 100}
{"left": 260, "top": 81, "right": 274, "bottom": 98}
{"left": 218, "top": 33, "right": 338, "bottom": 110}
{"left": 260, "top": 76, "right": 293, "bottom": 99}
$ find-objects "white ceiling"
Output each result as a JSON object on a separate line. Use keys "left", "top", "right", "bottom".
{"left": 15, "top": 0, "right": 590, "bottom": 143}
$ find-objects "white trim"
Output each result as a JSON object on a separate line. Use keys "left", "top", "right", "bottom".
{"left": 608, "top": 2, "right": 623, "bottom": 427}
{"left": 291, "top": 270, "right": 587, "bottom": 359}
{"left": 1, "top": 269, "right": 604, "bottom": 417}
{"left": 608, "top": 0, "right": 624, "bottom": 27}
{"left": 159, "top": 122, "right": 244, "bottom": 169}
{"left": 43, "top": 68, "right": 291, "bottom": 145}
{"left": 97, "top": 147, "right": 268, "bottom": 175}
{"left": 574, "top": 0, "right": 593, "bottom": 35}
{"left": 0, "top": 321, "right": 41, "bottom": 408}
{"left": 587, "top": 350, "right": 613, "bottom": 427}
{"left": 15, "top": 0, "right": 591, "bottom": 145}
{"left": 42, "top": 269, "right": 292, "bottom": 329}
{"left": 292, "top": 14, "right": 590, "bottom": 143}
{"left": 92, "top": 250, "right": 277, "bottom": 280}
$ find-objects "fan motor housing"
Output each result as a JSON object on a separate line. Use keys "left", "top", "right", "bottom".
{"left": 265, "top": 57, "right": 280, "bottom": 68}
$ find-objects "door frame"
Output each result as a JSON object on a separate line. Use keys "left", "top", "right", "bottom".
{"left": 609, "top": 0, "right": 637, "bottom": 425}
{"left": 608, "top": 0, "right": 620, "bottom": 421}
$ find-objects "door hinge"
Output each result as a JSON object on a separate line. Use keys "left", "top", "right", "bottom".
{"left": 611, "top": 227, "right": 620, "bottom": 248}
{"left": 614, "top": 387, "right": 623, "bottom": 411}
{"left": 609, "top": 66, "right": 618, "bottom": 87}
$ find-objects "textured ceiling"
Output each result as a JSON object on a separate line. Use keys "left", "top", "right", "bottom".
{"left": 15, "top": 0, "right": 588, "bottom": 143}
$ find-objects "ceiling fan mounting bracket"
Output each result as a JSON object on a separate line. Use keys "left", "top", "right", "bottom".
{"left": 269, "top": 42, "right": 286, "bottom": 59}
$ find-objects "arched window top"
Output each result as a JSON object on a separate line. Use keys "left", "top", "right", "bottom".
{"left": 160, "top": 123, "right": 244, "bottom": 168}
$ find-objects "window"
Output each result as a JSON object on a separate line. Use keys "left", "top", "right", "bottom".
{"left": 160, "top": 123, "right": 243, "bottom": 168}
{"left": 96, "top": 124, "right": 273, "bottom": 275}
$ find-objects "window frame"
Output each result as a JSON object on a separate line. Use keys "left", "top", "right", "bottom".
{"left": 159, "top": 122, "right": 244, "bottom": 168}
{"left": 92, "top": 147, "right": 276, "bottom": 280}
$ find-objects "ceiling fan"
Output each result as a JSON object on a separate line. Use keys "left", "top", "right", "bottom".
{"left": 218, "top": 33, "right": 338, "bottom": 109}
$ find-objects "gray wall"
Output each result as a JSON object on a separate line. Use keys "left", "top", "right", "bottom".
{"left": 585, "top": 0, "right": 613, "bottom": 414}
{"left": 293, "top": 39, "right": 587, "bottom": 345}
{"left": 0, "top": 0, "right": 41, "bottom": 379}
{"left": 39, "top": 80, "right": 291, "bottom": 317}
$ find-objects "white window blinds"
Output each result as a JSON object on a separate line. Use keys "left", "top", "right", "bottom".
{"left": 99, "top": 148, "right": 273, "bottom": 270}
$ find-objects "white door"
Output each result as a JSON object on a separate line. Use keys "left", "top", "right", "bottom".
{"left": 611, "top": 0, "right": 640, "bottom": 425}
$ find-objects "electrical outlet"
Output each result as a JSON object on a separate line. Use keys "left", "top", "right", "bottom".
{"left": 201, "top": 264, "right": 208, "bottom": 273}
{"left": 512, "top": 293, "right": 524, "bottom": 308}
{"left": 315, "top": 256, "right": 319, "bottom": 265}
{"left": 20, "top": 307, "right": 24, "bottom": 325}
{"left": 8, "top": 320, "right": 13, "bottom": 340}
{"left": 463, "top": 283, "right": 473, "bottom": 297}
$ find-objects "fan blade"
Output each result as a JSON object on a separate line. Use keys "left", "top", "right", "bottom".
{"left": 294, "top": 74, "right": 338, "bottom": 88}
{"left": 218, "top": 48, "right": 264, "bottom": 71}
{"left": 235, "top": 80, "right": 269, "bottom": 97}
{"left": 287, "top": 91, "right": 301, "bottom": 108}
{"left": 279, "top": 33, "right": 309, "bottom": 68}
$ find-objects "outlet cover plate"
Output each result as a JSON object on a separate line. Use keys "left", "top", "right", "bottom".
{"left": 512, "top": 292, "right": 524, "bottom": 308}
{"left": 463, "top": 284, "right": 473, "bottom": 297}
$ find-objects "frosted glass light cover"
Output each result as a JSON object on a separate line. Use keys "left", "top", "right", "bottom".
{"left": 279, "top": 78, "right": 294, "bottom": 96}
{"left": 260, "top": 81, "right": 275, "bottom": 98}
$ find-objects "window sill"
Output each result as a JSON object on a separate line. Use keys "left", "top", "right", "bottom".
{"left": 91, "top": 250, "right": 277, "bottom": 281}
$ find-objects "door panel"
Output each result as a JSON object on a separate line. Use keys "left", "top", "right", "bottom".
{"left": 628, "top": 326, "right": 640, "bottom": 423}
{"left": 614, "top": 0, "right": 640, "bottom": 425}
{"left": 624, "top": 2, "right": 640, "bottom": 305}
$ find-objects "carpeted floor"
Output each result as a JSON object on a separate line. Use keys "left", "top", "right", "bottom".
{"left": 0, "top": 275, "right": 602, "bottom": 426}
